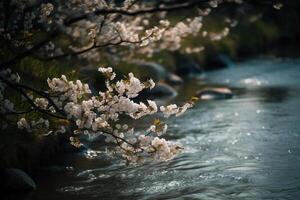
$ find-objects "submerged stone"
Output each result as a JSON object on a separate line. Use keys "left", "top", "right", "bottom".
{"left": 197, "top": 87, "right": 233, "bottom": 100}
{"left": 166, "top": 73, "right": 183, "bottom": 85}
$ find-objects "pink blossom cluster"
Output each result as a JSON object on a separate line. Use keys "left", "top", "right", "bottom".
{"left": 0, "top": 67, "right": 196, "bottom": 163}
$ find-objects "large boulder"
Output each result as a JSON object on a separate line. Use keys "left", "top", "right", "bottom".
{"left": 197, "top": 87, "right": 233, "bottom": 100}
{"left": 173, "top": 52, "right": 204, "bottom": 78}
{"left": 204, "top": 54, "right": 234, "bottom": 70}
{"left": 146, "top": 82, "right": 177, "bottom": 98}
{"left": 135, "top": 62, "right": 168, "bottom": 82}
{"left": 1, "top": 168, "right": 36, "bottom": 191}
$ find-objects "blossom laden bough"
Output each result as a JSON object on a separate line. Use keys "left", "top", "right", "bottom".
{"left": 0, "top": 67, "right": 197, "bottom": 164}
{"left": 0, "top": 0, "right": 240, "bottom": 65}
{"left": 48, "top": 67, "right": 196, "bottom": 163}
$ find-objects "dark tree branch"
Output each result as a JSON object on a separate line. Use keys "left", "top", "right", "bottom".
{"left": 0, "top": 75, "right": 66, "bottom": 119}
{"left": 42, "top": 26, "right": 155, "bottom": 60}
{"left": 65, "top": 0, "right": 209, "bottom": 24}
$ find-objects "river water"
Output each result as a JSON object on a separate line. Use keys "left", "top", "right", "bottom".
{"left": 33, "top": 58, "right": 300, "bottom": 200}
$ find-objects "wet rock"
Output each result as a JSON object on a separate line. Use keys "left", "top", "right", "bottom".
{"left": 166, "top": 73, "right": 183, "bottom": 85}
{"left": 1, "top": 168, "right": 36, "bottom": 191}
{"left": 204, "top": 54, "right": 234, "bottom": 70}
{"left": 173, "top": 52, "right": 204, "bottom": 77}
{"left": 136, "top": 62, "right": 168, "bottom": 81}
{"left": 147, "top": 82, "right": 177, "bottom": 98}
{"left": 197, "top": 87, "right": 233, "bottom": 100}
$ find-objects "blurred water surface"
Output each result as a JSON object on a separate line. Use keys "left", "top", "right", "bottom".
{"left": 34, "top": 58, "right": 300, "bottom": 200}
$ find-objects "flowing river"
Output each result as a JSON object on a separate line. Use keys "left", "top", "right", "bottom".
{"left": 33, "top": 58, "right": 300, "bottom": 200}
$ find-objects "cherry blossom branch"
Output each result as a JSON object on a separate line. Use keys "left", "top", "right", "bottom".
{"left": 112, "top": 133, "right": 145, "bottom": 152}
{"left": 1, "top": 66, "right": 195, "bottom": 163}
{"left": 0, "top": 75, "right": 66, "bottom": 119}
{"left": 42, "top": 28, "right": 155, "bottom": 60}
{"left": 0, "top": 0, "right": 209, "bottom": 68}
